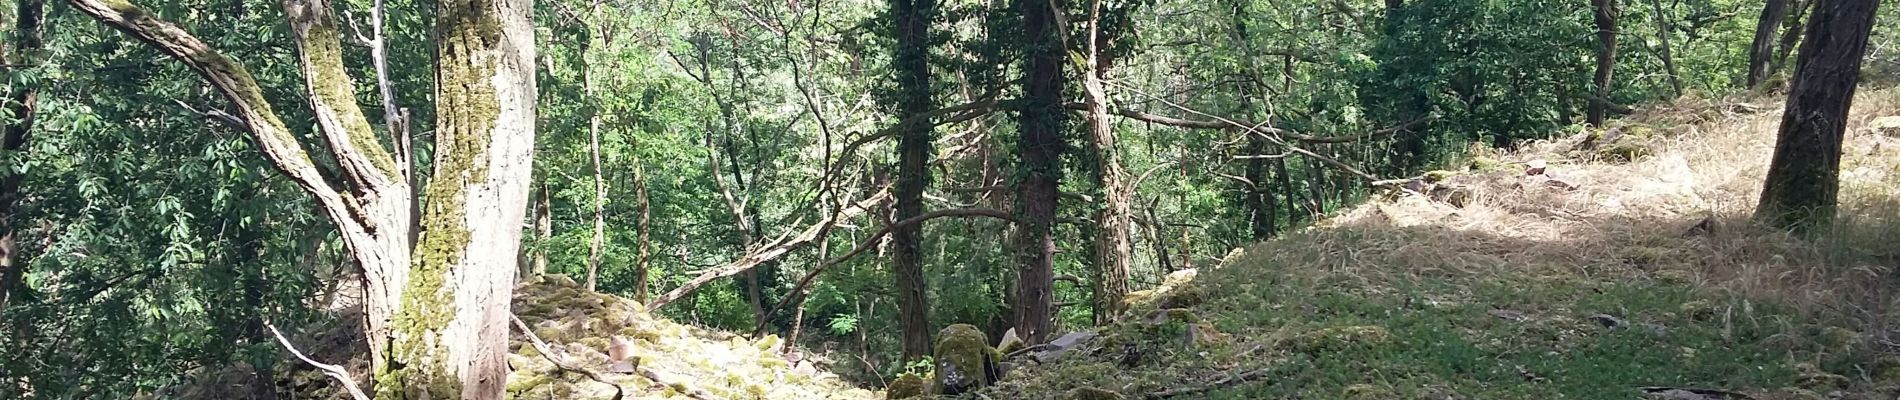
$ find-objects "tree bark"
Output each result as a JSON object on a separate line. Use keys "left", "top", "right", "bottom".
{"left": 1747, "top": 0, "right": 1789, "bottom": 89}
{"left": 1754, "top": 0, "right": 1880, "bottom": 235}
{"left": 384, "top": 0, "right": 538, "bottom": 396}
{"left": 1588, "top": 0, "right": 1619, "bottom": 126}
{"left": 633, "top": 163, "right": 651, "bottom": 302}
{"left": 1772, "top": 0, "right": 1814, "bottom": 75}
{"left": 0, "top": 0, "right": 41, "bottom": 314}
{"left": 583, "top": 0, "right": 606, "bottom": 293}
{"left": 1081, "top": 0, "right": 1132, "bottom": 327}
{"left": 1013, "top": 0, "right": 1065, "bottom": 345}
{"left": 1648, "top": 0, "right": 1682, "bottom": 96}
{"left": 889, "top": 0, "right": 937, "bottom": 361}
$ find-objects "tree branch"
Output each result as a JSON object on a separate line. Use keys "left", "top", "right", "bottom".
{"left": 509, "top": 315, "right": 629, "bottom": 400}
{"left": 753, "top": 208, "right": 1019, "bottom": 336}
{"left": 65, "top": 0, "right": 366, "bottom": 240}
{"left": 645, "top": 187, "right": 894, "bottom": 311}
{"left": 266, "top": 321, "right": 370, "bottom": 400}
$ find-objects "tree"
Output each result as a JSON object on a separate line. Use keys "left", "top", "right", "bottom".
{"left": 1013, "top": 0, "right": 1066, "bottom": 345}
{"left": 1747, "top": 0, "right": 1790, "bottom": 89}
{"left": 61, "top": 0, "right": 539, "bottom": 398}
{"left": 1078, "top": 0, "right": 1137, "bottom": 327}
{"left": 0, "top": 0, "right": 42, "bottom": 313}
{"left": 1755, "top": 0, "right": 1881, "bottom": 234}
{"left": 890, "top": 0, "right": 938, "bottom": 361}
{"left": 1588, "top": 0, "right": 1618, "bottom": 126}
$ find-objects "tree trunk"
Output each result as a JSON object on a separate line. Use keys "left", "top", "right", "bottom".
{"left": 1082, "top": 0, "right": 1132, "bottom": 327}
{"left": 1747, "top": 0, "right": 1789, "bottom": 89}
{"left": 584, "top": 1, "right": 606, "bottom": 293}
{"left": 1755, "top": 0, "right": 1880, "bottom": 235}
{"left": 1649, "top": 0, "right": 1682, "bottom": 96}
{"left": 889, "top": 0, "right": 937, "bottom": 361}
{"left": 0, "top": 0, "right": 42, "bottom": 314}
{"left": 632, "top": 163, "right": 651, "bottom": 302}
{"left": 1588, "top": 0, "right": 1619, "bottom": 126}
{"left": 1773, "top": 0, "right": 1814, "bottom": 74}
{"left": 1013, "top": 0, "right": 1065, "bottom": 345}
{"left": 530, "top": 184, "right": 551, "bottom": 278}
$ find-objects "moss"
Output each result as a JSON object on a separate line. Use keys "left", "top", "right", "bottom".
{"left": 1064, "top": 387, "right": 1125, "bottom": 400}
{"left": 887, "top": 373, "right": 927, "bottom": 399}
{"left": 1155, "top": 284, "right": 1206, "bottom": 309}
{"left": 932, "top": 324, "right": 999, "bottom": 394}
{"left": 1596, "top": 141, "right": 1652, "bottom": 162}
{"left": 577, "top": 337, "right": 610, "bottom": 351}
{"left": 1342, "top": 383, "right": 1396, "bottom": 399}
{"left": 1468, "top": 156, "right": 1505, "bottom": 171}
{"left": 1286, "top": 325, "right": 1394, "bottom": 353}
{"left": 1422, "top": 170, "right": 1457, "bottom": 183}
{"left": 756, "top": 334, "right": 783, "bottom": 351}
{"left": 1794, "top": 363, "right": 1849, "bottom": 391}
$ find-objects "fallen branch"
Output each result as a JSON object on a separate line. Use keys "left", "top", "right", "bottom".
{"left": 508, "top": 314, "right": 633, "bottom": 400}
{"left": 752, "top": 208, "right": 1020, "bottom": 336}
{"left": 264, "top": 321, "right": 369, "bottom": 400}
{"left": 646, "top": 187, "right": 892, "bottom": 311}
{"left": 1107, "top": 79, "right": 1396, "bottom": 185}
{"left": 1146, "top": 367, "right": 1274, "bottom": 399}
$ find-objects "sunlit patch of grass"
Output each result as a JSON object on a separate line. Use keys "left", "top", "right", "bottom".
{"left": 988, "top": 87, "right": 1900, "bottom": 399}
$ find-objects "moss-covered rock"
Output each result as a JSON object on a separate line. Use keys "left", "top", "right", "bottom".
{"left": 1794, "top": 363, "right": 1849, "bottom": 391}
{"left": 1064, "top": 386, "right": 1125, "bottom": 400}
{"left": 997, "top": 328, "right": 1026, "bottom": 355}
{"left": 1155, "top": 284, "right": 1206, "bottom": 309}
{"left": 932, "top": 324, "right": 1000, "bottom": 395}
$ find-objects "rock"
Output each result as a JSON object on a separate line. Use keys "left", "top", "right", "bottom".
{"left": 1146, "top": 308, "right": 1200, "bottom": 324}
{"left": 1031, "top": 331, "right": 1099, "bottom": 363}
{"left": 1526, "top": 159, "right": 1549, "bottom": 175}
{"left": 1872, "top": 116, "right": 1900, "bottom": 137}
{"left": 1156, "top": 284, "right": 1207, "bottom": 309}
{"left": 1589, "top": 314, "right": 1625, "bottom": 328}
{"left": 931, "top": 324, "right": 1001, "bottom": 395}
{"left": 886, "top": 373, "right": 927, "bottom": 399}
{"left": 1287, "top": 325, "right": 1393, "bottom": 353}
{"left": 997, "top": 328, "right": 1025, "bottom": 355}
{"left": 1065, "top": 387, "right": 1126, "bottom": 400}
{"left": 1429, "top": 185, "right": 1474, "bottom": 208}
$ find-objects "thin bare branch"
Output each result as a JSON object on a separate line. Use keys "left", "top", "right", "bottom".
{"left": 265, "top": 322, "right": 369, "bottom": 400}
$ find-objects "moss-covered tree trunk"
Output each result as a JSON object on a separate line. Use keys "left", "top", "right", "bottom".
{"left": 1648, "top": 0, "right": 1682, "bottom": 96}
{"left": 383, "top": 0, "right": 537, "bottom": 398}
{"left": 582, "top": 0, "right": 606, "bottom": 293}
{"left": 1747, "top": 0, "right": 1789, "bottom": 89}
{"left": 1082, "top": 0, "right": 1133, "bottom": 327}
{"left": 632, "top": 164, "right": 651, "bottom": 301}
{"left": 1773, "top": 0, "right": 1814, "bottom": 74}
{"left": 1754, "top": 0, "right": 1880, "bottom": 235}
{"left": 890, "top": 0, "right": 938, "bottom": 361}
{"left": 1588, "top": 0, "right": 1618, "bottom": 126}
{"left": 1013, "top": 0, "right": 1065, "bottom": 345}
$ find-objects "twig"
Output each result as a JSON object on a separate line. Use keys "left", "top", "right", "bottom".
{"left": 171, "top": 99, "right": 247, "bottom": 132}
{"left": 509, "top": 314, "right": 629, "bottom": 400}
{"left": 264, "top": 321, "right": 370, "bottom": 400}
{"left": 1146, "top": 367, "right": 1274, "bottom": 399}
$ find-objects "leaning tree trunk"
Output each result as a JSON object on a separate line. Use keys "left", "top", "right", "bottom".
{"left": 1588, "top": 0, "right": 1619, "bottom": 126}
{"left": 1747, "top": 0, "right": 1790, "bottom": 89}
{"left": 1013, "top": 0, "right": 1066, "bottom": 345}
{"left": 1773, "top": 0, "right": 1814, "bottom": 74}
{"left": 1082, "top": 0, "right": 1132, "bottom": 327}
{"left": 1648, "top": 0, "right": 1682, "bottom": 96}
{"left": 889, "top": 0, "right": 937, "bottom": 361}
{"left": 632, "top": 163, "right": 652, "bottom": 301}
{"left": 1755, "top": 0, "right": 1880, "bottom": 235}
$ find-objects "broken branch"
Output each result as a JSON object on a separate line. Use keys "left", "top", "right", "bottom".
{"left": 509, "top": 314, "right": 631, "bottom": 400}
{"left": 265, "top": 321, "right": 369, "bottom": 400}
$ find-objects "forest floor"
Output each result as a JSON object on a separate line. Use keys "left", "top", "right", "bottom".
{"left": 985, "top": 87, "right": 1900, "bottom": 400}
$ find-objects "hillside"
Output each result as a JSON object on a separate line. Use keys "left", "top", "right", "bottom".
{"left": 972, "top": 89, "right": 1900, "bottom": 399}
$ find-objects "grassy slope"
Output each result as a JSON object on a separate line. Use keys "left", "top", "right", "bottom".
{"left": 987, "top": 88, "right": 1900, "bottom": 400}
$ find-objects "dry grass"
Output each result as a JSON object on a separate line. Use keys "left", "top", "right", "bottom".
{"left": 1298, "top": 86, "right": 1900, "bottom": 348}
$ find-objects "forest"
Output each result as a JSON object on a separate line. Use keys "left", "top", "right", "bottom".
{"left": 2, "top": 0, "right": 1899, "bottom": 398}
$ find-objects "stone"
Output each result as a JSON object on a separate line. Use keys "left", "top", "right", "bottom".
{"left": 931, "top": 324, "right": 1000, "bottom": 395}
{"left": 997, "top": 328, "right": 1025, "bottom": 355}
{"left": 1871, "top": 116, "right": 1900, "bottom": 137}
{"left": 1031, "top": 331, "right": 1099, "bottom": 363}
{"left": 886, "top": 373, "right": 927, "bottom": 399}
